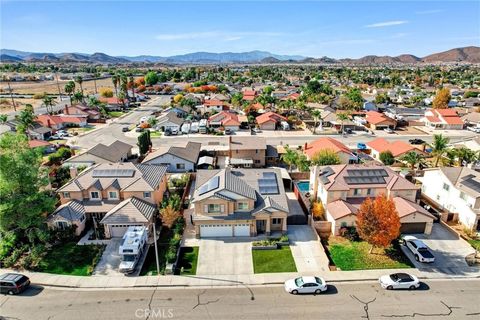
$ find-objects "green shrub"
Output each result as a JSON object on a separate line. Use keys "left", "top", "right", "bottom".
{"left": 165, "top": 246, "right": 177, "bottom": 263}
{"left": 169, "top": 233, "right": 182, "bottom": 247}
{"left": 279, "top": 235, "right": 289, "bottom": 243}
{"left": 0, "top": 231, "right": 17, "bottom": 260}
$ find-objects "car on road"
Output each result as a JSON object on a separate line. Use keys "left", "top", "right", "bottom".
{"left": 357, "top": 142, "right": 367, "bottom": 150}
{"left": 135, "top": 127, "right": 144, "bottom": 132}
{"left": 467, "top": 126, "right": 480, "bottom": 133}
{"left": 171, "top": 128, "right": 179, "bottom": 135}
{"left": 284, "top": 276, "right": 327, "bottom": 294}
{"left": 0, "top": 273, "right": 30, "bottom": 295}
{"left": 403, "top": 236, "right": 435, "bottom": 263}
{"left": 384, "top": 128, "right": 394, "bottom": 134}
{"left": 224, "top": 128, "right": 232, "bottom": 135}
{"left": 409, "top": 138, "right": 425, "bottom": 145}
{"left": 122, "top": 127, "right": 130, "bottom": 132}
{"left": 379, "top": 273, "right": 420, "bottom": 290}
{"left": 252, "top": 127, "right": 261, "bottom": 133}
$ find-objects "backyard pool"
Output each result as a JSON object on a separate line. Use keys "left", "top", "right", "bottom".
{"left": 296, "top": 181, "right": 310, "bottom": 193}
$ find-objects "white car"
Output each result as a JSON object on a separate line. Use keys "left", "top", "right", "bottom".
{"left": 379, "top": 273, "right": 420, "bottom": 290}
{"left": 384, "top": 128, "right": 394, "bottom": 134}
{"left": 403, "top": 236, "right": 435, "bottom": 263}
{"left": 253, "top": 127, "right": 261, "bottom": 133}
{"left": 284, "top": 276, "right": 327, "bottom": 294}
{"left": 467, "top": 126, "right": 480, "bottom": 133}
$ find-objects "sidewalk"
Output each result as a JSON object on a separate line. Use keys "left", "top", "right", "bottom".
{"left": 1, "top": 266, "right": 478, "bottom": 290}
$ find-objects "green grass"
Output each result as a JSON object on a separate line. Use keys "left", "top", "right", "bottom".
{"left": 48, "top": 139, "right": 67, "bottom": 144}
{"left": 328, "top": 237, "right": 412, "bottom": 271}
{"left": 252, "top": 246, "right": 297, "bottom": 273}
{"left": 140, "top": 229, "right": 172, "bottom": 276}
{"left": 178, "top": 247, "right": 199, "bottom": 275}
{"left": 150, "top": 131, "right": 162, "bottom": 137}
{"left": 36, "top": 242, "right": 104, "bottom": 276}
{"left": 468, "top": 239, "right": 480, "bottom": 251}
{"left": 108, "top": 111, "right": 125, "bottom": 118}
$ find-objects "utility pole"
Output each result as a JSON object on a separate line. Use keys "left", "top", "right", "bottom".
{"left": 7, "top": 80, "right": 16, "bottom": 112}
{"left": 56, "top": 72, "right": 62, "bottom": 101}
{"left": 152, "top": 222, "right": 160, "bottom": 275}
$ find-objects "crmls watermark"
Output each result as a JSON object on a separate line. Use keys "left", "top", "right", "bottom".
{"left": 135, "top": 308, "right": 174, "bottom": 319}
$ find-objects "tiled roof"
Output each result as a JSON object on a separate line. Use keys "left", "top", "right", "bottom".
{"left": 392, "top": 197, "right": 434, "bottom": 219}
{"left": 367, "top": 138, "right": 420, "bottom": 157}
{"left": 66, "top": 140, "right": 132, "bottom": 163}
{"left": 304, "top": 137, "right": 352, "bottom": 159}
{"left": 49, "top": 200, "right": 85, "bottom": 222}
{"left": 100, "top": 197, "right": 156, "bottom": 224}
{"left": 143, "top": 141, "right": 201, "bottom": 164}
{"left": 256, "top": 112, "right": 287, "bottom": 125}
{"left": 326, "top": 199, "right": 358, "bottom": 219}
{"left": 28, "top": 140, "right": 52, "bottom": 148}
{"left": 366, "top": 111, "right": 396, "bottom": 125}
{"left": 229, "top": 136, "right": 266, "bottom": 150}
{"left": 209, "top": 111, "right": 240, "bottom": 126}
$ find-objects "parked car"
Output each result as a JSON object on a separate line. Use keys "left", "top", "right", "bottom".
{"left": 343, "top": 128, "right": 353, "bottom": 134}
{"left": 171, "top": 128, "right": 179, "bottom": 135}
{"left": 48, "top": 134, "right": 61, "bottom": 140}
{"left": 284, "top": 276, "right": 327, "bottom": 294}
{"left": 0, "top": 273, "right": 30, "bottom": 295}
{"left": 379, "top": 273, "right": 420, "bottom": 290}
{"left": 403, "top": 236, "right": 435, "bottom": 263}
{"left": 135, "top": 127, "right": 144, "bottom": 132}
{"left": 253, "top": 127, "right": 261, "bottom": 133}
{"left": 467, "top": 126, "right": 480, "bottom": 133}
{"left": 409, "top": 138, "right": 426, "bottom": 145}
{"left": 122, "top": 127, "right": 129, "bottom": 132}
{"left": 224, "top": 128, "right": 232, "bottom": 135}
{"left": 357, "top": 142, "right": 367, "bottom": 150}
{"left": 164, "top": 128, "right": 172, "bottom": 136}
{"left": 57, "top": 130, "right": 69, "bottom": 137}
{"left": 384, "top": 128, "right": 394, "bottom": 134}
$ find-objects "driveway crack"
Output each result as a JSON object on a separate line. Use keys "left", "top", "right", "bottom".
{"left": 351, "top": 295, "right": 376, "bottom": 320}
{"left": 381, "top": 301, "right": 461, "bottom": 318}
{"left": 192, "top": 290, "right": 220, "bottom": 310}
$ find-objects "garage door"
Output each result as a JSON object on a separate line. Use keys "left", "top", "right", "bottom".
{"left": 400, "top": 223, "right": 426, "bottom": 234}
{"left": 109, "top": 224, "right": 142, "bottom": 238}
{"left": 200, "top": 224, "right": 233, "bottom": 237}
{"left": 234, "top": 224, "right": 250, "bottom": 237}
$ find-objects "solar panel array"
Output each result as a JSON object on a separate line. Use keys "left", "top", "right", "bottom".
{"left": 462, "top": 174, "right": 476, "bottom": 181}
{"left": 344, "top": 169, "right": 389, "bottom": 185}
{"left": 198, "top": 176, "right": 220, "bottom": 195}
{"left": 92, "top": 169, "right": 135, "bottom": 178}
{"left": 258, "top": 172, "right": 279, "bottom": 195}
{"left": 461, "top": 178, "right": 480, "bottom": 193}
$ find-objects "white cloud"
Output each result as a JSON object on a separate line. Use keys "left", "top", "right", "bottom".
{"left": 415, "top": 9, "right": 444, "bottom": 15}
{"left": 155, "top": 31, "right": 285, "bottom": 41}
{"left": 365, "top": 20, "right": 408, "bottom": 28}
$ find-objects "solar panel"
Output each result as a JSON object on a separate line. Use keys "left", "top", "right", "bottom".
{"left": 461, "top": 174, "right": 476, "bottom": 181}
{"left": 92, "top": 169, "right": 135, "bottom": 177}
{"left": 344, "top": 176, "right": 386, "bottom": 184}
{"left": 198, "top": 176, "right": 220, "bottom": 195}
{"left": 258, "top": 172, "right": 279, "bottom": 194}
{"left": 346, "top": 169, "right": 388, "bottom": 177}
{"left": 263, "top": 172, "right": 277, "bottom": 179}
{"left": 461, "top": 178, "right": 480, "bottom": 193}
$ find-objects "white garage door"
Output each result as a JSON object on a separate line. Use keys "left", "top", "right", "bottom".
{"left": 234, "top": 224, "right": 250, "bottom": 237}
{"left": 200, "top": 224, "right": 233, "bottom": 237}
{"left": 109, "top": 224, "right": 141, "bottom": 238}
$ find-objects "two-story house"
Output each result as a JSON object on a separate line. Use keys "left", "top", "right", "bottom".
{"left": 421, "top": 167, "right": 480, "bottom": 232}
{"left": 304, "top": 137, "right": 358, "bottom": 164}
{"left": 62, "top": 140, "right": 133, "bottom": 168}
{"left": 142, "top": 141, "right": 201, "bottom": 172}
{"left": 49, "top": 162, "right": 168, "bottom": 237}
{"left": 226, "top": 136, "right": 266, "bottom": 168}
{"left": 310, "top": 164, "right": 434, "bottom": 235}
{"left": 191, "top": 168, "right": 289, "bottom": 238}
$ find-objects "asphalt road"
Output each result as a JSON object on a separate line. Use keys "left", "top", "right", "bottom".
{"left": 1, "top": 279, "right": 479, "bottom": 320}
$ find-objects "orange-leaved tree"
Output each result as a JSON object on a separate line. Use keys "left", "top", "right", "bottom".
{"left": 356, "top": 194, "right": 401, "bottom": 254}
{"left": 432, "top": 88, "right": 451, "bottom": 109}
{"left": 311, "top": 201, "right": 326, "bottom": 221}
{"left": 160, "top": 205, "right": 180, "bottom": 229}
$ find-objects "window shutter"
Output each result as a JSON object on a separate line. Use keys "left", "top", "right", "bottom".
{"left": 204, "top": 205, "right": 208, "bottom": 213}
{"left": 220, "top": 205, "right": 225, "bottom": 213}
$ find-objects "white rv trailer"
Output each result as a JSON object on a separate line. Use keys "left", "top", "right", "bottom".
{"left": 118, "top": 226, "right": 148, "bottom": 273}
{"left": 198, "top": 119, "right": 208, "bottom": 134}
{"left": 190, "top": 121, "right": 199, "bottom": 133}
{"left": 181, "top": 122, "right": 191, "bottom": 134}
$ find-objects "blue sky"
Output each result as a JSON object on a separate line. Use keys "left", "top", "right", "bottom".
{"left": 1, "top": 1, "right": 479, "bottom": 58}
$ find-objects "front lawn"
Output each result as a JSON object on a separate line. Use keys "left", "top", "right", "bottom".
{"left": 252, "top": 246, "right": 297, "bottom": 273}
{"left": 150, "top": 131, "right": 162, "bottom": 137}
{"left": 177, "top": 247, "right": 199, "bottom": 275}
{"left": 468, "top": 239, "right": 480, "bottom": 251}
{"left": 35, "top": 242, "right": 104, "bottom": 276}
{"left": 107, "top": 111, "right": 125, "bottom": 118}
{"left": 328, "top": 237, "right": 412, "bottom": 271}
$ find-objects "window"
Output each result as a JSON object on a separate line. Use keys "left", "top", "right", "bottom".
{"left": 238, "top": 202, "right": 248, "bottom": 210}
{"left": 90, "top": 191, "right": 100, "bottom": 199}
{"left": 79, "top": 215, "right": 85, "bottom": 222}
{"left": 108, "top": 191, "right": 118, "bottom": 199}
{"left": 254, "top": 160, "right": 261, "bottom": 164}
{"left": 56, "top": 221, "right": 69, "bottom": 230}
{"left": 354, "top": 189, "right": 361, "bottom": 196}
{"left": 460, "top": 191, "right": 468, "bottom": 201}
{"left": 63, "top": 192, "right": 70, "bottom": 199}
{"left": 208, "top": 204, "right": 221, "bottom": 213}
{"left": 176, "top": 163, "right": 185, "bottom": 170}
{"left": 255, "top": 149, "right": 258, "bottom": 154}
{"left": 366, "top": 188, "right": 372, "bottom": 196}
{"left": 443, "top": 183, "right": 450, "bottom": 191}
{"left": 272, "top": 218, "right": 282, "bottom": 225}
{"left": 143, "top": 192, "right": 151, "bottom": 198}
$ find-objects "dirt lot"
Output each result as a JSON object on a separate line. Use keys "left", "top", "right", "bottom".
{"left": 395, "top": 126, "right": 428, "bottom": 135}
{"left": 0, "top": 98, "right": 44, "bottom": 113}
{"left": 1, "top": 77, "right": 117, "bottom": 95}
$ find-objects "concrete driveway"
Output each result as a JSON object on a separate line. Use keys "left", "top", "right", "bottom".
{"left": 288, "top": 225, "right": 330, "bottom": 273}
{"left": 196, "top": 239, "right": 253, "bottom": 275}
{"left": 93, "top": 239, "right": 123, "bottom": 276}
{"left": 401, "top": 224, "right": 477, "bottom": 275}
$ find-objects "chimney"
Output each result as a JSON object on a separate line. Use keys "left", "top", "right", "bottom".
{"left": 69, "top": 166, "right": 78, "bottom": 179}
{"left": 228, "top": 136, "right": 232, "bottom": 158}
{"left": 47, "top": 119, "right": 52, "bottom": 128}
{"left": 304, "top": 142, "right": 308, "bottom": 151}
{"left": 64, "top": 106, "right": 69, "bottom": 115}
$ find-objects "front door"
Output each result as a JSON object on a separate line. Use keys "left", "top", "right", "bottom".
{"left": 256, "top": 220, "right": 266, "bottom": 234}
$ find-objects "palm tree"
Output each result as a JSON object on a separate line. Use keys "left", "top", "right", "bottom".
{"left": 336, "top": 112, "right": 349, "bottom": 134}
{"left": 111, "top": 74, "right": 119, "bottom": 97}
{"left": 281, "top": 145, "right": 299, "bottom": 171}
{"left": 64, "top": 81, "right": 75, "bottom": 106}
{"left": 72, "top": 91, "right": 84, "bottom": 104}
{"left": 87, "top": 96, "right": 100, "bottom": 110}
{"left": 311, "top": 109, "right": 322, "bottom": 134}
{"left": 430, "top": 134, "right": 450, "bottom": 167}
{"left": 42, "top": 94, "right": 55, "bottom": 114}
{"left": 129, "top": 76, "right": 135, "bottom": 101}
{"left": 93, "top": 71, "right": 100, "bottom": 95}
{"left": 74, "top": 75, "right": 84, "bottom": 101}
{"left": 401, "top": 151, "right": 424, "bottom": 170}
{"left": 456, "top": 147, "right": 477, "bottom": 167}
{"left": 443, "top": 148, "right": 458, "bottom": 167}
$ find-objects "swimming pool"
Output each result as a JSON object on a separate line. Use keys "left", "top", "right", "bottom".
{"left": 296, "top": 181, "right": 310, "bottom": 193}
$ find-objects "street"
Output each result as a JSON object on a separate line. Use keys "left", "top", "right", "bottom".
{"left": 1, "top": 279, "right": 479, "bottom": 320}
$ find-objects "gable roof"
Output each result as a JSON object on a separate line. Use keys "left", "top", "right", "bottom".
{"left": 66, "top": 140, "right": 132, "bottom": 164}
{"left": 209, "top": 111, "right": 240, "bottom": 126}
{"left": 256, "top": 112, "right": 287, "bottom": 125}
{"left": 304, "top": 137, "right": 353, "bottom": 159}
{"left": 36, "top": 114, "right": 86, "bottom": 127}
{"left": 142, "top": 141, "right": 201, "bottom": 164}
{"left": 365, "top": 111, "right": 396, "bottom": 125}
{"left": 157, "top": 111, "right": 184, "bottom": 126}
{"left": 49, "top": 200, "right": 85, "bottom": 222}
{"left": 100, "top": 197, "right": 156, "bottom": 224}
{"left": 425, "top": 109, "right": 464, "bottom": 125}
{"left": 229, "top": 136, "right": 266, "bottom": 150}
{"left": 367, "top": 138, "right": 421, "bottom": 157}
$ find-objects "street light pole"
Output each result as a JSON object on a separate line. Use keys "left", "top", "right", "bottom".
{"left": 152, "top": 222, "right": 160, "bottom": 275}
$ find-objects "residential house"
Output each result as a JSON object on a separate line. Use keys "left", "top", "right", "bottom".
{"left": 197, "top": 99, "right": 229, "bottom": 115}
{"left": 155, "top": 111, "right": 184, "bottom": 132}
{"left": 36, "top": 114, "right": 88, "bottom": 130}
{"left": 142, "top": 141, "right": 202, "bottom": 172}
{"left": 271, "top": 90, "right": 289, "bottom": 99}
{"left": 191, "top": 168, "right": 289, "bottom": 237}
{"left": 28, "top": 139, "right": 56, "bottom": 153}
{"left": 461, "top": 112, "right": 480, "bottom": 128}
{"left": 256, "top": 112, "right": 288, "bottom": 130}
{"left": 367, "top": 138, "right": 426, "bottom": 161}
{"left": 422, "top": 109, "right": 464, "bottom": 130}
{"left": 365, "top": 111, "right": 397, "bottom": 130}
{"left": 99, "top": 97, "right": 128, "bottom": 111}
{"left": 304, "top": 137, "right": 358, "bottom": 164}
{"left": 420, "top": 167, "right": 480, "bottom": 232}
{"left": 242, "top": 89, "right": 256, "bottom": 102}
{"left": 62, "top": 140, "right": 133, "bottom": 168}
{"left": 310, "top": 164, "right": 434, "bottom": 235}
{"left": 62, "top": 104, "right": 100, "bottom": 121}
{"left": 52, "top": 162, "right": 168, "bottom": 238}
{"left": 464, "top": 97, "right": 480, "bottom": 108}
{"left": 226, "top": 136, "right": 267, "bottom": 168}
{"left": 385, "top": 107, "right": 425, "bottom": 124}
{"left": 282, "top": 92, "right": 300, "bottom": 101}
{"left": 47, "top": 200, "right": 86, "bottom": 236}
{"left": 363, "top": 101, "right": 378, "bottom": 111}
{"left": 208, "top": 111, "right": 240, "bottom": 131}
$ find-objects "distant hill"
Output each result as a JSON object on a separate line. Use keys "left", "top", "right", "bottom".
{"left": 0, "top": 46, "right": 478, "bottom": 64}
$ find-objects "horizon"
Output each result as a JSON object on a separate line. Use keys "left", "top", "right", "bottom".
{"left": 1, "top": 1, "right": 479, "bottom": 58}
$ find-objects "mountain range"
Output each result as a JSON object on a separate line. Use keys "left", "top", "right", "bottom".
{"left": 0, "top": 46, "right": 479, "bottom": 64}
